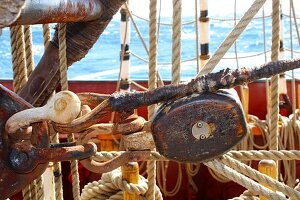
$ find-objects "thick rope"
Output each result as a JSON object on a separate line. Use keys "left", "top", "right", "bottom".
{"left": 196, "top": 0, "right": 266, "bottom": 77}
{"left": 10, "top": 26, "right": 19, "bottom": 91}
{"left": 50, "top": 128, "right": 63, "bottom": 200}
{"left": 15, "top": 25, "right": 28, "bottom": 94}
{"left": 59, "top": 23, "right": 68, "bottom": 91}
{"left": 81, "top": 168, "right": 162, "bottom": 200}
{"left": 171, "top": 0, "right": 181, "bottom": 83}
{"left": 22, "top": 186, "right": 31, "bottom": 200}
{"left": 92, "top": 150, "right": 300, "bottom": 162}
{"left": 229, "top": 190, "right": 259, "bottom": 200}
{"left": 42, "top": 24, "right": 51, "bottom": 48}
{"left": 11, "top": 25, "right": 38, "bottom": 200}
{"left": 204, "top": 160, "right": 286, "bottom": 200}
{"left": 147, "top": 1, "right": 158, "bottom": 200}
{"left": 23, "top": 25, "right": 34, "bottom": 77}
{"left": 220, "top": 155, "right": 300, "bottom": 199}
{"left": 269, "top": 0, "right": 280, "bottom": 151}
{"left": 58, "top": 22, "right": 81, "bottom": 199}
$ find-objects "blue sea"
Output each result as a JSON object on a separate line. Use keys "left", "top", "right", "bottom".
{"left": 1, "top": 14, "right": 300, "bottom": 81}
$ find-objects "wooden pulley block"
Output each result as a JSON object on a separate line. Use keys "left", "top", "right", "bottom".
{"left": 151, "top": 89, "right": 247, "bottom": 162}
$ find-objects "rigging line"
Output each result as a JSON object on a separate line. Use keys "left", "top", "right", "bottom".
{"left": 131, "top": 50, "right": 272, "bottom": 65}
{"left": 285, "top": 48, "right": 300, "bottom": 53}
{"left": 290, "top": 0, "right": 300, "bottom": 45}
{"left": 131, "top": 12, "right": 272, "bottom": 25}
{"left": 195, "top": 0, "right": 200, "bottom": 73}
{"left": 157, "top": 0, "right": 162, "bottom": 44}
{"left": 282, "top": 13, "right": 300, "bottom": 20}
{"left": 262, "top": 7, "right": 268, "bottom": 63}
{"left": 209, "top": 15, "right": 272, "bottom": 21}
{"left": 125, "top": 3, "right": 149, "bottom": 55}
{"left": 130, "top": 80, "right": 148, "bottom": 91}
{"left": 125, "top": 3, "right": 164, "bottom": 86}
{"left": 234, "top": 0, "right": 239, "bottom": 69}
{"left": 131, "top": 12, "right": 195, "bottom": 26}
{"left": 290, "top": 0, "right": 297, "bottom": 125}
{"left": 197, "top": 0, "right": 267, "bottom": 77}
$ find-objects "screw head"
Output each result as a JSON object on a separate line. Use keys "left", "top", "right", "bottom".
{"left": 192, "top": 120, "right": 210, "bottom": 140}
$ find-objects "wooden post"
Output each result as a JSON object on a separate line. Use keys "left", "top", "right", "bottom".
{"left": 120, "top": 3, "right": 131, "bottom": 93}
{"left": 258, "top": 160, "right": 277, "bottom": 200}
{"left": 121, "top": 162, "right": 140, "bottom": 200}
{"left": 241, "top": 85, "right": 249, "bottom": 122}
{"left": 199, "top": 0, "right": 210, "bottom": 70}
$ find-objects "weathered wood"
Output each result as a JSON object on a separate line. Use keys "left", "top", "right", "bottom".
{"left": 152, "top": 90, "right": 247, "bottom": 162}
{"left": 109, "top": 59, "right": 300, "bottom": 112}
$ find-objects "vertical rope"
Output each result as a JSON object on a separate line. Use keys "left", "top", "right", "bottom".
{"left": 10, "top": 27, "right": 19, "bottom": 97}
{"left": 269, "top": 0, "right": 280, "bottom": 152}
{"left": 15, "top": 25, "right": 28, "bottom": 94}
{"left": 22, "top": 186, "right": 31, "bottom": 200}
{"left": 147, "top": 1, "right": 158, "bottom": 200}
{"left": 24, "top": 25, "right": 34, "bottom": 77}
{"left": 51, "top": 132, "right": 63, "bottom": 200}
{"left": 42, "top": 24, "right": 51, "bottom": 48}
{"left": 11, "top": 25, "right": 36, "bottom": 200}
{"left": 59, "top": 23, "right": 68, "bottom": 91}
{"left": 172, "top": 0, "right": 181, "bottom": 83}
{"left": 58, "top": 23, "right": 81, "bottom": 199}
{"left": 24, "top": 24, "right": 41, "bottom": 200}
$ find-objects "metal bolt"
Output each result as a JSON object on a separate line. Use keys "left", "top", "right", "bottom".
{"left": 192, "top": 120, "right": 210, "bottom": 140}
{"left": 197, "top": 122, "right": 203, "bottom": 128}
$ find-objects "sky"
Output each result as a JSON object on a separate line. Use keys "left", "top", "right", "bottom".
{"left": 129, "top": 0, "right": 300, "bottom": 17}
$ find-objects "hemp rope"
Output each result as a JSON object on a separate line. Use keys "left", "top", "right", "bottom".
{"left": 10, "top": 25, "right": 38, "bottom": 200}
{"left": 42, "top": 24, "right": 51, "bottom": 48}
{"left": 196, "top": 0, "right": 266, "bottom": 77}
{"left": 58, "top": 23, "right": 81, "bottom": 200}
{"left": 92, "top": 150, "right": 300, "bottom": 162}
{"left": 10, "top": 25, "right": 36, "bottom": 200}
{"left": 156, "top": 161, "right": 182, "bottom": 196}
{"left": 80, "top": 168, "right": 162, "bottom": 200}
{"left": 171, "top": 0, "right": 181, "bottom": 84}
{"left": 204, "top": 159, "right": 286, "bottom": 200}
{"left": 220, "top": 155, "right": 300, "bottom": 199}
{"left": 154, "top": 1, "right": 183, "bottom": 196}
{"left": 269, "top": 0, "right": 280, "bottom": 152}
{"left": 229, "top": 190, "right": 259, "bottom": 200}
{"left": 24, "top": 25, "right": 34, "bottom": 77}
{"left": 24, "top": 25, "right": 44, "bottom": 200}
{"left": 15, "top": 25, "right": 28, "bottom": 94}
{"left": 147, "top": 1, "right": 159, "bottom": 200}
{"left": 10, "top": 26, "right": 19, "bottom": 91}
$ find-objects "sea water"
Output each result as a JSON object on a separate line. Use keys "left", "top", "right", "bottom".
{"left": 1, "top": 15, "right": 300, "bottom": 81}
